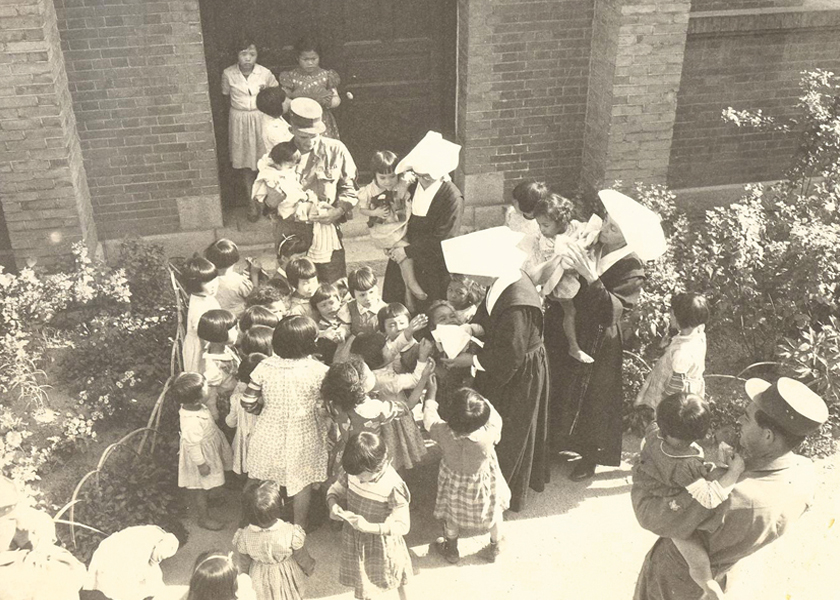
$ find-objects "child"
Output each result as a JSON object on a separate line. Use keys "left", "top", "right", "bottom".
{"left": 256, "top": 85, "right": 292, "bottom": 158}
{"left": 233, "top": 480, "right": 316, "bottom": 600}
{"left": 310, "top": 283, "right": 352, "bottom": 345}
{"left": 198, "top": 309, "right": 240, "bottom": 421}
{"left": 187, "top": 550, "right": 258, "bottom": 600}
{"left": 227, "top": 353, "right": 267, "bottom": 478}
{"left": 172, "top": 373, "right": 233, "bottom": 531}
{"left": 206, "top": 239, "right": 253, "bottom": 319}
{"left": 358, "top": 151, "right": 426, "bottom": 309}
{"left": 423, "top": 381, "right": 510, "bottom": 564}
{"left": 346, "top": 266, "right": 387, "bottom": 335}
{"left": 287, "top": 257, "right": 319, "bottom": 321}
{"left": 326, "top": 432, "right": 412, "bottom": 600}
{"left": 446, "top": 274, "right": 483, "bottom": 324}
{"left": 636, "top": 293, "right": 709, "bottom": 416}
{"left": 222, "top": 36, "right": 279, "bottom": 221}
{"left": 239, "top": 325, "right": 275, "bottom": 356}
{"left": 182, "top": 256, "right": 221, "bottom": 373}
{"left": 506, "top": 180, "right": 547, "bottom": 236}
{"left": 245, "top": 283, "right": 291, "bottom": 319}
{"left": 632, "top": 393, "right": 746, "bottom": 600}
{"left": 378, "top": 303, "right": 427, "bottom": 364}
{"left": 528, "top": 194, "right": 602, "bottom": 363}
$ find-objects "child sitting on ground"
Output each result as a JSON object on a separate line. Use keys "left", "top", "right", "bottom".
{"left": 632, "top": 393, "right": 745, "bottom": 600}
{"left": 197, "top": 309, "right": 240, "bottom": 421}
{"left": 346, "top": 266, "right": 387, "bottom": 335}
{"left": 205, "top": 239, "right": 253, "bottom": 318}
{"left": 227, "top": 352, "right": 267, "bottom": 479}
{"left": 287, "top": 257, "right": 319, "bottom": 321}
{"left": 446, "top": 275, "right": 483, "bottom": 325}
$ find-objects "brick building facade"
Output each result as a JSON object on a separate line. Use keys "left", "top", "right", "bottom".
{"left": 1, "top": 0, "right": 840, "bottom": 269}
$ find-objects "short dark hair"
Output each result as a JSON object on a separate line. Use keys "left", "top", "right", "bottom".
{"left": 348, "top": 266, "right": 377, "bottom": 296}
{"left": 239, "top": 305, "right": 280, "bottom": 331}
{"left": 448, "top": 274, "right": 484, "bottom": 307}
{"left": 656, "top": 393, "right": 710, "bottom": 442}
{"left": 672, "top": 293, "right": 709, "bottom": 330}
{"left": 243, "top": 480, "right": 284, "bottom": 529}
{"left": 237, "top": 352, "right": 268, "bottom": 384}
{"left": 245, "top": 284, "right": 289, "bottom": 309}
{"left": 269, "top": 140, "right": 300, "bottom": 166}
{"left": 286, "top": 257, "right": 317, "bottom": 289}
{"left": 204, "top": 239, "right": 240, "bottom": 270}
{"left": 370, "top": 150, "right": 398, "bottom": 175}
{"left": 239, "top": 325, "right": 274, "bottom": 356}
{"left": 754, "top": 408, "right": 807, "bottom": 451}
{"left": 322, "top": 355, "right": 368, "bottom": 412}
{"left": 512, "top": 180, "right": 550, "bottom": 215}
{"left": 448, "top": 388, "right": 491, "bottom": 435}
{"left": 182, "top": 255, "right": 218, "bottom": 295}
{"left": 377, "top": 302, "right": 410, "bottom": 333}
{"left": 342, "top": 431, "right": 388, "bottom": 475}
{"left": 294, "top": 34, "right": 322, "bottom": 58}
{"left": 533, "top": 193, "right": 574, "bottom": 231}
{"left": 256, "top": 86, "right": 287, "bottom": 118}
{"left": 197, "top": 309, "right": 237, "bottom": 344}
{"left": 169, "top": 372, "right": 205, "bottom": 406}
{"left": 273, "top": 315, "right": 318, "bottom": 358}
{"left": 310, "top": 283, "right": 340, "bottom": 309}
{"left": 350, "top": 332, "right": 388, "bottom": 370}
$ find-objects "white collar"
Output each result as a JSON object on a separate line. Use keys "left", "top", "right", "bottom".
{"left": 596, "top": 245, "right": 634, "bottom": 276}
{"left": 486, "top": 270, "right": 522, "bottom": 315}
{"left": 411, "top": 179, "right": 443, "bottom": 217}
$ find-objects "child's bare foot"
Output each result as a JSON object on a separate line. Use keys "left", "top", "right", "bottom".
{"left": 569, "top": 347, "right": 594, "bottom": 363}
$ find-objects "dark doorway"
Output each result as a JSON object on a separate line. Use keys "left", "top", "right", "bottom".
{"left": 198, "top": 0, "right": 457, "bottom": 210}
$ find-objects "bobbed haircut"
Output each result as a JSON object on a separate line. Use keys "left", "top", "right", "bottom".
{"left": 377, "top": 302, "right": 411, "bottom": 333}
{"left": 370, "top": 150, "right": 398, "bottom": 175}
{"left": 276, "top": 234, "right": 309, "bottom": 261}
{"left": 350, "top": 332, "right": 388, "bottom": 371}
{"left": 310, "top": 283, "right": 341, "bottom": 309}
{"left": 242, "top": 480, "right": 284, "bottom": 529}
{"left": 294, "top": 34, "right": 322, "bottom": 58}
{"left": 239, "top": 325, "right": 274, "bottom": 356}
{"left": 448, "top": 274, "right": 484, "bottom": 307}
{"left": 245, "top": 284, "right": 289, "bottom": 309}
{"left": 273, "top": 315, "right": 318, "bottom": 358}
{"left": 237, "top": 352, "right": 268, "bottom": 384}
{"left": 656, "top": 393, "right": 711, "bottom": 442}
{"left": 672, "top": 292, "right": 710, "bottom": 330}
{"left": 187, "top": 551, "right": 238, "bottom": 600}
{"left": 268, "top": 140, "right": 300, "bottom": 166}
{"left": 197, "top": 309, "right": 237, "bottom": 344}
{"left": 448, "top": 388, "right": 492, "bottom": 435}
{"left": 286, "top": 257, "right": 317, "bottom": 289}
{"left": 169, "top": 372, "right": 205, "bottom": 406}
{"left": 182, "top": 255, "right": 218, "bottom": 295}
{"left": 204, "top": 238, "right": 240, "bottom": 270}
{"left": 533, "top": 193, "right": 574, "bottom": 230}
{"left": 256, "top": 86, "right": 287, "bottom": 118}
{"left": 348, "top": 266, "right": 378, "bottom": 296}
{"left": 512, "top": 180, "right": 550, "bottom": 215}
{"left": 322, "top": 354, "right": 368, "bottom": 412}
{"left": 342, "top": 431, "right": 388, "bottom": 476}
{"left": 239, "top": 305, "right": 280, "bottom": 331}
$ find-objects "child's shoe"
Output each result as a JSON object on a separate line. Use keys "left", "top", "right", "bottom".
{"left": 433, "top": 537, "right": 460, "bottom": 564}
{"left": 480, "top": 537, "right": 504, "bottom": 563}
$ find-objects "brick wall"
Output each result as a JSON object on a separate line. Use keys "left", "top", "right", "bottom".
{"left": 53, "top": 0, "right": 220, "bottom": 239}
{"left": 668, "top": 8, "right": 840, "bottom": 189}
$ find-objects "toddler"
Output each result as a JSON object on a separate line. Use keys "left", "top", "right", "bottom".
{"left": 636, "top": 293, "right": 708, "bottom": 416}
{"left": 346, "top": 266, "right": 387, "bottom": 335}
{"left": 423, "top": 382, "right": 510, "bottom": 564}
{"left": 205, "top": 238, "right": 253, "bottom": 319}
{"left": 234, "top": 480, "right": 316, "bottom": 600}
{"left": 632, "top": 393, "right": 745, "bottom": 600}
{"left": 327, "top": 432, "right": 412, "bottom": 600}
{"left": 197, "top": 309, "right": 240, "bottom": 421}
{"left": 358, "top": 151, "right": 426, "bottom": 309}
{"left": 446, "top": 275, "right": 483, "bottom": 324}
{"left": 227, "top": 353, "right": 267, "bottom": 477}
{"left": 172, "top": 373, "right": 233, "bottom": 531}
{"left": 239, "top": 325, "right": 274, "bottom": 356}
{"left": 182, "top": 256, "right": 221, "bottom": 373}
{"left": 187, "top": 550, "right": 257, "bottom": 600}
{"left": 245, "top": 283, "right": 290, "bottom": 319}
{"left": 287, "top": 257, "right": 319, "bottom": 321}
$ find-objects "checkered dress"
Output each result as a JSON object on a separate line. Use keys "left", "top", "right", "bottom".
{"left": 433, "top": 452, "right": 511, "bottom": 531}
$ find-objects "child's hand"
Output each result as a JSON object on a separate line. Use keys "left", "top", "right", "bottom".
{"left": 198, "top": 463, "right": 210, "bottom": 477}
{"left": 418, "top": 338, "right": 434, "bottom": 362}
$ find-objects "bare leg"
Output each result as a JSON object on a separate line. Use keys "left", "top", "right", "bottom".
{"left": 292, "top": 484, "right": 313, "bottom": 529}
{"left": 399, "top": 258, "right": 427, "bottom": 301}
{"left": 560, "top": 298, "right": 593, "bottom": 363}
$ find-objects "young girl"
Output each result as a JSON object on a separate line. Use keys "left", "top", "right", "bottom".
{"left": 358, "top": 151, "right": 425, "bottom": 310}
{"left": 423, "top": 381, "right": 510, "bottom": 564}
{"left": 227, "top": 353, "right": 267, "bottom": 478}
{"left": 239, "top": 325, "right": 275, "bottom": 356}
{"left": 187, "top": 551, "right": 257, "bottom": 600}
{"left": 182, "top": 256, "right": 220, "bottom": 373}
{"left": 172, "top": 373, "right": 233, "bottom": 531}
{"left": 233, "top": 480, "right": 316, "bottom": 600}
{"left": 222, "top": 36, "right": 279, "bottom": 221}
{"left": 346, "top": 266, "right": 387, "bottom": 335}
{"left": 278, "top": 35, "right": 342, "bottom": 139}
{"left": 633, "top": 393, "right": 745, "bottom": 600}
{"left": 446, "top": 274, "right": 483, "bottom": 325}
{"left": 327, "top": 432, "right": 412, "bottom": 600}
{"left": 198, "top": 309, "right": 241, "bottom": 421}
{"left": 636, "top": 293, "right": 709, "bottom": 416}
{"left": 287, "top": 257, "right": 319, "bottom": 321}
{"left": 206, "top": 239, "right": 253, "bottom": 319}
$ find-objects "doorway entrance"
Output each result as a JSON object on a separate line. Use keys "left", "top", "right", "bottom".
{"left": 198, "top": 0, "right": 457, "bottom": 211}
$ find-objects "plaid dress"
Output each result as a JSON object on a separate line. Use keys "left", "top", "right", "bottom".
{"left": 327, "top": 467, "right": 412, "bottom": 599}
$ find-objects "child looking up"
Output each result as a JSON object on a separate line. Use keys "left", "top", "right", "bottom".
{"left": 197, "top": 309, "right": 240, "bottom": 421}
{"left": 187, "top": 551, "right": 257, "bottom": 600}
{"left": 346, "top": 266, "right": 387, "bottom": 335}
{"left": 227, "top": 353, "right": 267, "bottom": 478}
{"left": 327, "top": 432, "right": 412, "bottom": 600}
{"left": 287, "top": 257, "right": 319, "bottom": 321}
{"left": 446, "top": 275, "right": 483, "bottom": 325}
{"left": 171, "top": 373, "right": 233, "bottom": 531}
{"left": 182, "top": 256, "right": 220, "bottom": 373}
{"left": 423, "top": 381, "right": 510, "bottom": 564}
{"left": 632, "top": 393, "right": 745, "bottom": 600}
{"left": 234, "top": 480, "right": 316, "bottom": 600}
{"left": 358, "top": 151, "right": 426, "bottom": 310}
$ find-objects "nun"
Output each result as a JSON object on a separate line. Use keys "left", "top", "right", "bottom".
{"left": 440, "top": 227, "right": 550, "bottom": 512}
{"left": 547, "top": 190, "right": 666, "bottom": 481}
{"left": 382, "top": 131, "right": 465, "bottom": 311}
